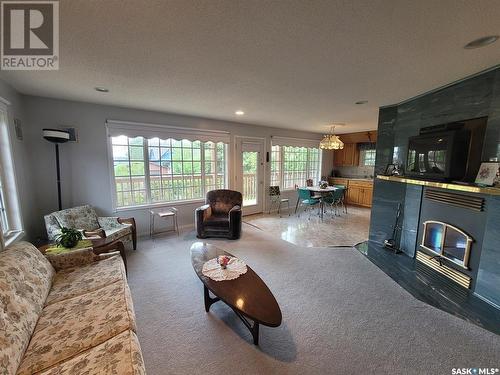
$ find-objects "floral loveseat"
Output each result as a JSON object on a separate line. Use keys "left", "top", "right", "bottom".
{"left": 0, "top": 241, "right": 145, "bottom": 374}
{"left": 44, "top": 205, "right": 137, "bottom": 250}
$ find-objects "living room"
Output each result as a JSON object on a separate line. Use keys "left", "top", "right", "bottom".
{"left": 1, "top": 1, "right": 500, "bottom": 374}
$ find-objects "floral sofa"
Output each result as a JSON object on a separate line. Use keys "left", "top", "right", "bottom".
{"left": 0, "top": 241, "right": 145, "bottom": 375}
{"left": 44, "top": 205, "right": 137, "bottom": 250}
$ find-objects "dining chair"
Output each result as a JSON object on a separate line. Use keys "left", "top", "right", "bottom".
{"left": 269, "top": 186, "right": 290, "bottom": 217}
{"left": 333, "top": 184, "right": 348, "bottom": 214}
{"left": 297, "top": 188, "right": 320, "bottom": 218}
{"left": 306, "top": 178, "right": 322, "bottom": 199}
{"left": 323, "top": 186, "right": 345, "bottom": 216}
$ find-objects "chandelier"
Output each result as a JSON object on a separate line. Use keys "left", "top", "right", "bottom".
{"left": 319, "top": 125, "right": 344, "bottom": 150}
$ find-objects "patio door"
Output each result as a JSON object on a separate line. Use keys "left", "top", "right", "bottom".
{"left": 237, "top": 138, "right": 265, "bottom": 215}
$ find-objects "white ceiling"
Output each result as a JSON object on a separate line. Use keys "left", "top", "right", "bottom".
{"left": 1, "top": 0, "right": 500, "bottom": 134}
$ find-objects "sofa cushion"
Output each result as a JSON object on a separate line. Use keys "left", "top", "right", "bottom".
{"left": 17, "top": 281, "right": 137, "bottom": 375}
{"left": 45, "top": 255, "right": 125, "bottom": 306}
{"left": 53, "top": 205, "right": 100, "bottom": 231}
{"left": 37, "top": 330, "right": 145, "bottom": 375}
{"left": 0, "top": 241, "right": 54, "bottom": 375}
{"left": 204, "top": 214, "right": 229, "bottom": 228}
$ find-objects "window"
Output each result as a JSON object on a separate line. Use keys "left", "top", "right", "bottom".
{"left": 110, "top": 135, "right": 228, "bottom": 208}
{"left": 271, "top": 145, "right": 321, "bottom": 189}
{"left": 0, "top": 100, "right": 23, "bottom": 246}
{"left": 0, "top": 173, "right": 9, "bottom": 234}
{"left": 360, "top": 149, "right": 376, "bottom": 166}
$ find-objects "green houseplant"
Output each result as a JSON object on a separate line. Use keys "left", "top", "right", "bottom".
{"left": 55, "top": 227, "right": 83, "bottom": 248}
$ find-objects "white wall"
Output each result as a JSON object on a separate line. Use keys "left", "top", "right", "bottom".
{"left": 20, "top": 94, "right": 334, "bottom": 238}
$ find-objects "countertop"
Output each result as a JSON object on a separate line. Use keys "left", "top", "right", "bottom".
{"left": 377, "top": 175, "right": 500, "bottom": 196}
{"left": 331, "top": 177, "right": 374, "bottom": 181}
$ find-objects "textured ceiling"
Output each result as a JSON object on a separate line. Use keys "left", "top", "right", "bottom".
{"left": 1, "top": 0, "right": 500, "bottom": 134}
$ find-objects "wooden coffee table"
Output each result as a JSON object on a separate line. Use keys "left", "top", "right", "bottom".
{"left": 38, "top": 238, "right": 127, "bottom": 273}
{"left": 190, "top": 242, "right": 282, "bottom": 345}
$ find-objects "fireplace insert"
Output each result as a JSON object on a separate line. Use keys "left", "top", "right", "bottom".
{"left": 420, "top": 220, "right": 473, "bottom": 269}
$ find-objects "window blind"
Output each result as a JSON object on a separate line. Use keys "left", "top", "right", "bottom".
{"left": 106, "top": 120, "right": 230, "bottom": 143}
{"left": 271, "top": 136, "right": 321, "bottom": 148}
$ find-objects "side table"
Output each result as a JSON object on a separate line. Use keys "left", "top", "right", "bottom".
{"left": 150, "top": 207, "right": 179, "bottom": 237}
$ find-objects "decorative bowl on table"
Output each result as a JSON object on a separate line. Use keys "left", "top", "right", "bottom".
{"left": 319, "top": 181, "right": 328, "bottom": 189}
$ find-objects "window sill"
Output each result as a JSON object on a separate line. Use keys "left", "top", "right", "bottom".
{"left": 115, "top": 199, "right": 205, "bottom": 213}
{"left": 4, "top": 230, "right": 25, "bottom": 247}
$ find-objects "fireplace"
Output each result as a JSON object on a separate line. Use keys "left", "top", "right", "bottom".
{"left": 421, "top": 221, "right": 473, "bottom": 269}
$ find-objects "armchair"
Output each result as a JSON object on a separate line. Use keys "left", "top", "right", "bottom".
{"left": 195, "top": 189, "right": 242, "bottom": 239}
{"left": 44, "top": 205, "right": 137, "bottom": 250}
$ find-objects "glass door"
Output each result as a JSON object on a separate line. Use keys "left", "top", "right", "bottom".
{"left": 240, "top": 140, "right": 264, "bottom": 215}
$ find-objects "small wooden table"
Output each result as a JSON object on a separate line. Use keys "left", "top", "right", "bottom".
{"left": 38, "top": 238, "right": 127, "bottom": 273}
{"left": 190, "top": 242, "right": 282, "bottom": 345}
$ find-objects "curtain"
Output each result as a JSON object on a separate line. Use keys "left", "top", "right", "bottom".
{"left": 271, "top": 136, "right": 320, "bottom": 148}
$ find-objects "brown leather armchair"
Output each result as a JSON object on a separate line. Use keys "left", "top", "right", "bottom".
{"left": 195, "top": 189, "right": 242, "bottom": 239}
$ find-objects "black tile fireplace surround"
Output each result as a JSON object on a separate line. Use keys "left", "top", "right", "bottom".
{"left": 368, "top": 66, "right": 500, "bottom": 328}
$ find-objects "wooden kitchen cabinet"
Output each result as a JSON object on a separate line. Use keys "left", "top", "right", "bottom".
{"left": 361, "top": 186, "right": 373, "bottom": 207}
{"left": 333, "top": 143, "right": 359, "bottom": 166}
{"left": 345, "top": 180, "right": 374, "bottom": 208}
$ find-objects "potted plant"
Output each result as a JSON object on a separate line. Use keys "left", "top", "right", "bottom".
{"left": 55, "top": 227, "right": 83, "bottom": 248}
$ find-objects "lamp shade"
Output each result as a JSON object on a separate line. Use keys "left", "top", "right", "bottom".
{"left": 319, "top": 126, "right": 344, "bottom": 150}
{"left": 43, "top": 128, "right": 70, "bottom": 143}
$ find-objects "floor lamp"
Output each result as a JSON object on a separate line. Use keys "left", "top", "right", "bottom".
{"left": 43, "top": 129, "right": 70, "bottom": 211}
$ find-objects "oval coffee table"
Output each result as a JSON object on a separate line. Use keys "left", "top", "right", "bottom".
{"left": 190, "top": 242, "right": 282, "bottom": 345}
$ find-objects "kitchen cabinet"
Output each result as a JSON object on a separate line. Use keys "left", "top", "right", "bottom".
{"left": 328, "top": 178, "right": 374, "bottom": 207}
{"left": 347, "top": 180, "right": 374, "bottom": 207}
{"left": 333, "top": 143, "right": 359, "bottom": 166}
{"left": 332, "top": 130, "right": 377, "bottom": 167}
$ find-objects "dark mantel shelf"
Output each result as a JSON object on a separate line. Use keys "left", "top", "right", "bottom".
{"left": 377, "top": 175, "right": 500, "bottom": 196}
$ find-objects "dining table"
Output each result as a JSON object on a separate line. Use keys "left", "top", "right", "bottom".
{"left": 295, "top": 185, "right": 339, "bottom": 220}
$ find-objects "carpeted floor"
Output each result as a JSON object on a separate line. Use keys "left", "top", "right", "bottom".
{"left": 127, "top": 224, "right": 500, "bottom": 375}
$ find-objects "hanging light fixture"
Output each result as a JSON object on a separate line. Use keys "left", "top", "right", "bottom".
{"left": 319, "top": 124, "right": 344, "bottom": 150}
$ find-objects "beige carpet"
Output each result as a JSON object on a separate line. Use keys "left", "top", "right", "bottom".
{"left": 126, "top": 224, "right": 500, "bottom": 375}
{"left": 244, "top": 205, "right": 371, "bottom": 247}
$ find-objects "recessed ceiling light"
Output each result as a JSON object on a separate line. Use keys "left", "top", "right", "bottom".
{"left": 235, "top": 110, "right": 245, "bottom": 116}
{"left": 95, "top": 86, "right": 109, "bottom": 93}
{"left": 464, "top": 35, "right": 499, "bottom": 49}
{"left": 355, "top": 100, "right": 368, "bottom": 105}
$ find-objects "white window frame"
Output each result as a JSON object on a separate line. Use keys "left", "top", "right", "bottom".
{"left": 106, "top": 120, "right": 230, "bottom": 211}
{"left": 270, "top": 143, "right": 322, "bottom": 191}
{"left": 360, "top": 148, "right": 376, "bottom": 167}
{"left": 0, "top": 98, "right": 24, "bottom": 248}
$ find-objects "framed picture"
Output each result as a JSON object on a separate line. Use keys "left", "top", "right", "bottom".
{"left": 384, "top": 163, "right": 402, "bottom": 176}
{"left": 475, "top": 162, "right": 500, "bottom": 186}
